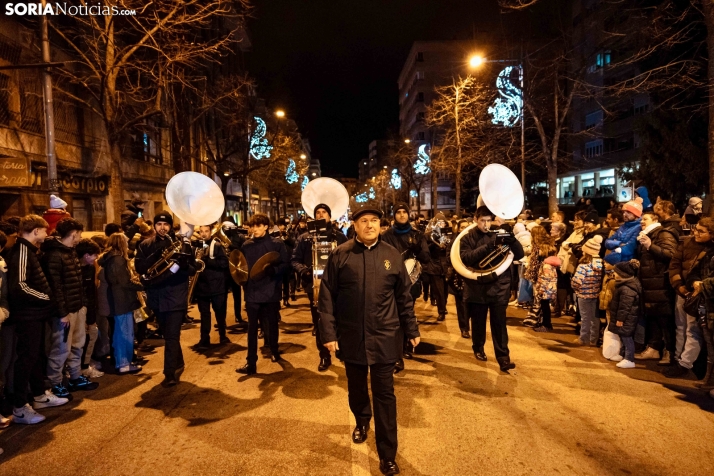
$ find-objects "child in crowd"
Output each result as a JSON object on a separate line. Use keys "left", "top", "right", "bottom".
{"left": 533, "top": 235, "right": 561, "bottom": 332}
{"left": 571, "top": 235, "right": 604, "bottom": 345}
{"left": 76, "top": 239, "right": 104, "bottom": 379}
{"left": 608, "top": 259, "right": 642, "bottom": 368}
{"left": 523, "top": 225, "right": 550, "bottom": 325}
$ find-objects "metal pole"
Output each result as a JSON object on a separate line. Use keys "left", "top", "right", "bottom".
{"left": 40, "top": 4, "right": 59, "bottom": 198}
{"left": 520, "top": 59, "right": 526, "bottom": 192}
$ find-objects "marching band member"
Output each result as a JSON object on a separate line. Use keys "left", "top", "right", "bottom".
{"left": 459, "top": 206, "right": 524, "bottom": 372}
{"left": 135, "top": 213, "right": 197, "bottom": 387}
{"left": 291, "top": 204, "right": 347, "bottom": 372}
{"left": 236, "top": 214, "right": 290, "bottom": 375}
{"left": 223, "top": 219, "right": 249, "bottom": 326}
{"left": 193, "top": 225, "right": 230, "bottom": 351}
{"left": 318, "top": 206, "right": 419, "bottom": 476}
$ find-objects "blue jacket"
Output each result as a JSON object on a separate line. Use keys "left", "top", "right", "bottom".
{"left": 635, "top": 186, "right": 653, "bottom": 212}
{"left": 604, "top": 219, "right": 642, "bottom": 263}
{"left": 242, "top": 234, "right": 289, "bottom": 303}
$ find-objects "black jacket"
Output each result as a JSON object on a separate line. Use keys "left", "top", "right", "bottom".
{"left": 40, "top": 237, "right": 86, "bottom": 318}
{"left": 80, "top": 264, "right": 98, "bottom": 325}
{"left": 660, "top": 215, "right": 682, "bottom": 242}
{"left": 291, "top": 226, "right": 347, "bottom": 288}
{"left": 6, "top": 237, "right": 53, "bottom": 323}
{"left": 608, "top": 277, "right": 642, "bottom": 337}
{"left": 573, "top": 226, "right": 611, "bottom": 259}
{"left": 135, "top": 233, "right": 196, "bottom": 313}
{"left": 242, "top": 234, "right": 290, "bottom": 303}
{"left": 193, "top": 238, "right": 229, "bottom": 298}
{"left": 638, "top": 226, "right": 678, "bottom": 316}
{"left": 99, "top": 253, "right": 143, "bottom": 316}
{"left": 459, "top": 228, "right": 524, "bottom": 304}
{"left": 381, "top": 225, "right": 430, "bottom": 265}
{"left": 318, "top": 238, "right": 420, "bottom": 365}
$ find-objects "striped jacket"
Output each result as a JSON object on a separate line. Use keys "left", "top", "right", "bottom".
{"left": 6, "top": 237, "right": 53, "bottom": 323}
{"left": 571, "top": 257, "right": 604, "bottom": 299}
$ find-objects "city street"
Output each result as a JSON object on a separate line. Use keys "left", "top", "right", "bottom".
{"left": 1, "top": 293, "right": 712, "bottom": 476}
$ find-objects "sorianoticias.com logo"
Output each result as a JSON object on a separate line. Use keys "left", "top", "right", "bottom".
{"left": 5, "top": 3, "right": 137, "bottom": 16}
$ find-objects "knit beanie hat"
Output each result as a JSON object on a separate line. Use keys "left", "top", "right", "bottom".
{"left": 393, "top": 203, "right": 410, "bottom": 216}
{"left": 50, "top": 195, "right": 67, "bottom": 209}
{"left": 614, "top": 259, "right": 640, "bottom": 278}
{"left": 314, "top": 203, "right": 331, "bottom": 218}
{"left": 153, "top": 212, "right": 174, "bottom": 227}
{"left": 689, "top": 197, "right": 703, "bottom": 207}
{"left": 582, "top": 235, "right": 603, "bottom": 256}
{"left": 622, "top": 197, "right": 644, "bottom": 217}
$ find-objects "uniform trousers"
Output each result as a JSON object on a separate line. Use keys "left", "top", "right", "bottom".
{"left": 229, "top": 280, "right": 244, "bottom": 322}
{"left": 12, "top": 320, "right": 46, "bottom": 407}
{"left": 246, "top": 302, "right": 280, "bottom": 364}
{"left": 344, "top": 361, "right": 398, "bottom": 461}
{"left": 306, "top": 291, "right": 330, "bottom": 359}
{"left": 425, "top": 273, "right": 446, "bottom": 314}
{"left": 454, "top": 294, "right": 468, "bottom": 331}
{"left": 197, "top": 293, "right": 228, "bottom": 341}
{"left": 468, "top": 302, "right": 510, "bottom": 363}
{"left": 157, "top": 310, "right": 185, "bottom": 378}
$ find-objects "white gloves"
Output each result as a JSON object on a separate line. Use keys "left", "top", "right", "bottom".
{"left": 170, "top": 263, "right": 180, "bottom": 274}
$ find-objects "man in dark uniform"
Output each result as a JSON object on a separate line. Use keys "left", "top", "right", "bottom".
{"left": 381, "top": 203, "right": 430, "bottom": 371}
{"left": 135, "top": 213, "right": 197, "bottom": 387}
{"left": 291, "top": 204, "right": 347, "bottom": 372}
{"left": 273, "top": 219, "right": 296, "bottom": 307}
{"left": 223, "top": 219, "right": 248, "bottom": 326}
{"left": 193, "top": 224, "right": 230, "bottom": 350}
{"left": 236, "top": 214, "right": 290, "bottom": 375}
{"left": 424, "top": 213, "right": 450, "bottom": 321}
{"left": 460, "top": 206, "right": 524, "bottom": 372}
{"left": 319, "top": 206, "right": 420, "bottom": 476}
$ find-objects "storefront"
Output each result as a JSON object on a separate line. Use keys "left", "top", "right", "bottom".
{"left": 553, "top": 167, "right": 633, "bottom": 205}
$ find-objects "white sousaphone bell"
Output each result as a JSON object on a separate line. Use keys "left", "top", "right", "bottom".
{"left": 449, "top": 163, "right": 524, "bottom": 281}
{"left": 166, "top": 171, "right": 226, "bottom": 230}
{"left": 301, "top": 177, "right": 350, "bottom": 305}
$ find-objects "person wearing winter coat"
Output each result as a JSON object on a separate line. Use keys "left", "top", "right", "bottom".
{"left": 608, "top": 260, "right": 643, "bottom": 369}
{"left": 653, "top": 200, "right": 682, "bottom": 242}
{"left": 446, "top": 220, "right": 469, "bottom": 338}
{"left": 665, "top": 217, "right": 714, "bottom": 378}
{"left": 532, "top": 239, "right": 561, "bottom": 333}
{"left": 599, "top": 260, "right": 617, "bottom": 323}
{"left": 688, "top": 252, "right": 714, "bottom": 396}
{"left": 604, "top": 198, "right": 643, "bottom": 264}
{"left": 42, "top": 195, "right": 71, "bottom": 235}
{"left": 557, "top": 212, "right": 586, "bottom": 275}
{"left": 41, "top": 218, "right": 97, "bottom": 398}
{"left": 75, "top": 239, "right": 103, "bottom": 379}
{"left": 513, "top": 223, "right": 533, "bottom": 306}
{"left": 682, "top": 197, "right": 703, "bottom": 228}
{"left": 7, "top": 215, "right": 68, "bottom": 425}
{"left": 634, "top": 212, "right": 678, "bottom": 363}
{"left": 423, "top": 213, "right": 449, "bottom": 320}
{"left": 571, "top": 236, "right": 604, "bottom": 345}
{"left": 99, "top": 233, "right": 144, "bottom": 374}
{"left": 523, "top": 226, "right": 550, "bottom": 326}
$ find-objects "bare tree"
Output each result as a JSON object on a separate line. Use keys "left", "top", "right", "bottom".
{"left": 50, "top": 0, "right": 250, "bottom": 220}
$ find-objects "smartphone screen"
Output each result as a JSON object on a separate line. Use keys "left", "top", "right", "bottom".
{"left": 138, "top": 211, "right": 143, "bottom": 218}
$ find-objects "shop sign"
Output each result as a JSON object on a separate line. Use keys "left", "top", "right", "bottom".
{"left": 60, "top": 175, "right": 109, "bottom": 195}
{"left": 0, "top": 156, "right": 31, "bottom": 187}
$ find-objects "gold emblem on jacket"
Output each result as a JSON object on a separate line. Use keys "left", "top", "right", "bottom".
{"left": 384, "top": 260, "right": 391, "bottom": 270}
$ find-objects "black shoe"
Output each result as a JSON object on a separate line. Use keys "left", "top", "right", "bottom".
{"left": 437, "top": 313, "right": 445, "bottom": 321}
{"left": 234, "top": 318, "right": 248, "bottom": 327}
{"left": 352, "top": 425, "right": 368, "bottom": 444}
{"left": 174, "top": 366, "right": 184, "bottom": 382}
{"left": 161, "top": 377, "right": 178, "bottom": 387}
{"left": 283, "top": 300, "right": 290, "bottom": 307}
{"left": 431, "top": 299, "right": 437, "bottom": 306}
{"left": 312, "top": 327, "right": 317, "bottom": 336}
{"left": 290, "top": 294, "right": 296, "bottom": 301}
{"left": 236, "top": 364, "right": 256, "bottom": 375}
{"left": 461, "top": 330, "right": 470, "bottom": 339}
{"left": 499, "top": 361, "right": 516, "bottom": 372}
{"left": 663, "top": 363, "right": 689, "bottom": 378}
{"left": 474, "top": 351, "right": 487, "bottom": 362}
{"left": 271, "top": 353, "right": 282, "bottom": 363}
{"left": 379, "top": 459, "right": 400, "bottom": 475}
{"left": 258, "top": 330, "right": 264, "bottom": 339}
{"left": 394, "top": 358, "right": 405, "bottom": 374}
{"left": 51, "top": 384, "right": 71, "bottom": 399}
{"left": 318, "top": 357, "right": 332, "bottom": 372}
{"left": 196, "top": 340, "right": 210, "bottom": 351}
{"left": 423, "top": 295, "right": 428, "bottom": 302}
{"left": 68, "top": 375, "right": 99, "bottom": 391}
{"left": 219, "top": 335, "right": 231, "bottom": 345}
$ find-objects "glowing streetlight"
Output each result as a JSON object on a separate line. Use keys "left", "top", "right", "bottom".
{"left": 300, "top": 153, "right": 307, "bottom": 159}
{"left": 275, "top": 109, "right": 285, "bottom": 118}
{"left": 404, "top": 139, "right": 411, "bottom": 144}
{"left": 469, "top": 54, "right": 485, "bottom": 69}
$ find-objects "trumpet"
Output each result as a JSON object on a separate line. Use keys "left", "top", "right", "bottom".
{"left": 141, "top": 236, "right": 186, "bottom": 285}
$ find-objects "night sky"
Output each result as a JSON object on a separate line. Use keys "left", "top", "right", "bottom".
{"left": 246, "top": 0, "right": 563, "bottom": 178}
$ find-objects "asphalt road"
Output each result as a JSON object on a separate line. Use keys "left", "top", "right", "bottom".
{"left": 1, "top": 292, "right": 713, "bottom": 476}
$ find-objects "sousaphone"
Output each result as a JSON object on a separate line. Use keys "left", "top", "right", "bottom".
{"left": 301, "top": 177, "right": 350, "bottom": 305}
{"left": 450, "top": 164, "right": 524, "bottom": 282}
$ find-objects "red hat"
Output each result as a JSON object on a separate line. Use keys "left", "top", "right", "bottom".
{"left": 623, "top": 197, "right": 644, "bottom": 218}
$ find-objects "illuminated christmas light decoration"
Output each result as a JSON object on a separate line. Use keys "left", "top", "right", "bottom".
{"left": 355, "top": 192, "right": 368, "bottom": 203}
{"left": 368, "top": 187, "right": 375, "bottom": 200}
{"left": 415, "top": 144, "right": 431, "bottom": 175}
{"left": 301, "top": 175, "right": 309, "bottom": 191}
{"left": 285, "top": 159, "right": 298, "bottom": 184}
{"left": 488, "top": 66, "right": 522, "bottom": 127}
{"left": 390, "top": 169, "right": 402, "bottom": 190}
{"left": 250, "top": 117, "right": 272, "bottom": 160}
{"left": 410, "top": 190, "right": 418, "bottom": 198}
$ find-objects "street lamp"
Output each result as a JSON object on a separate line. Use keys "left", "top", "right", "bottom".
{"left": 275, "top": 109, "right": 285, "bottom": 118}
{"left": 468, "top": 54, "right": 485, "bottom": 69}
{"left": 300, "top": 153, "right": 307, "bottom": 159}
{"left": 404, "top": 139, "right": 411, "bottom": 144}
